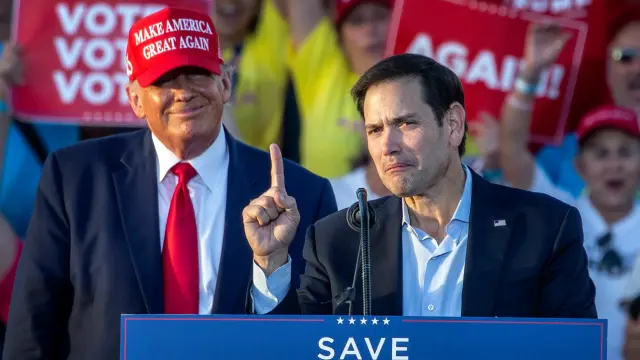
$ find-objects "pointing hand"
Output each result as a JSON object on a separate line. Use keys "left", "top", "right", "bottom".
{"left": 243, "top": 144, "right": 300, "bottom": 274}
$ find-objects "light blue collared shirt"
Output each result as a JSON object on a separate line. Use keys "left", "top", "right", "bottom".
{"left": 401, "top": 165, "right": 472, "bottom": 316}
{"left": 252, "top": 166, "right": 473, "bottom": 316}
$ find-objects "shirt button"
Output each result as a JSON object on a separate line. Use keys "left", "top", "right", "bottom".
{"left": 427, "top": 304, "right": 435, "bottom": 311}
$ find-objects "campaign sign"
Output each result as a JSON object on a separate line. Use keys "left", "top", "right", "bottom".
{"left": 11, "top": 0, "right": 210, "bottom": 126}
{"left": 386, "top": 0, "right": 590, "bottom": 145}
{"left": 121, "top": 315, "right": 606, "bottom": 359}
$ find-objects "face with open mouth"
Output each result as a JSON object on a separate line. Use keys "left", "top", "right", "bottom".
{"left": 211, "top": 0, "right": 261, "bottom": 43}
{"left": 607, "top": 22, "right": 640, "bottom": 112}
{"left": 577, "top": 129, "right": 640, "bottom": 211}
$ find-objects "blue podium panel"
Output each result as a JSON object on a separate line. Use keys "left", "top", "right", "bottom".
{"left": 121, "top": 315, "right": 606, "bottom": 360}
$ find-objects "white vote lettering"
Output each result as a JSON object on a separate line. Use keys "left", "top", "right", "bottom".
{"left": 54, "top": 37, "right": 127, "bottom": 71}
{"left": 53, "top": 70, "right": 128, "bottom": 105}
{"left": 55, "top": 3, "right": 165, "bottom": 36}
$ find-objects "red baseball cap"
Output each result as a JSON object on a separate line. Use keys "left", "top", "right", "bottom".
{"left": 126, "top": 7, "right": 224, "bottom": 87}
{"left": 577, "top": 105, "right": 640, "bottom": 143}
{"left": 335, "top": 0, "right": 393, "bottom": 26}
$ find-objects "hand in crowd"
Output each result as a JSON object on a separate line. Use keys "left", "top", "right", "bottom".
{"left": 624, "top": 318, "right": 640, "bottom": 359}
{"left": 0, "top": 41, "right": 23, "bottom": 97}
{"left": 469, "top": 112, "right": 500, "bottom": 170}
{"left": 521, "top": 23, "right": 572, "bottom": 80}
{"left": 243, "top": 144, "right": 300, "bottom": 275}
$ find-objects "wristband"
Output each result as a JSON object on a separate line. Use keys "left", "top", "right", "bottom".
{"left": 0, "top": 100, "right": 7, "bottom": 115}
{"left": 514, "top": 77, "right": 538, "bottom": 96}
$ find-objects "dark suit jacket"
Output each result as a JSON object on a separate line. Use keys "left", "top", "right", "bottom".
{"left": 2, "top": 129, "right": 337, "bottom": 360}
{"left": 273, "top": 170, "right": 597, "bottom": 318}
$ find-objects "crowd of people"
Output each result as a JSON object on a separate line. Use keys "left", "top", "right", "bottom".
{"left": 0, "top": 0, "right": 640, "bottom": 359}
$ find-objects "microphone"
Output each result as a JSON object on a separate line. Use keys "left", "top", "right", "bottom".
{"left": 346, "top": 197, "right": 377, "bottom": 232}
{"left": 336, "top": 188, "right": 376, "bottom": 316}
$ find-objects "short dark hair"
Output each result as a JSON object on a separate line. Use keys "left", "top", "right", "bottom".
{"left": 351, "top": 53, "right": 468, "bottom": 156}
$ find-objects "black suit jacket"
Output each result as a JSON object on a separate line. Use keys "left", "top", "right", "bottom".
{"left": 2, "top": 129, "right": 337, "bottom": 360}
{"left": 274, "top": 170, "right": 597, "bottom": 318}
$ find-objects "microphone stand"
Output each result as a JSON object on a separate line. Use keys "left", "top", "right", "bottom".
{"left": 336, "top": 188, "right": 373, "bottom": 316}
{"left": 357, "top": 188, "right": 372, "bottom": 316}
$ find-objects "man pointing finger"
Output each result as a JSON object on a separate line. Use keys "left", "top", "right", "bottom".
{"left": 244, "top": 144, "right": 301, "bottom": 277}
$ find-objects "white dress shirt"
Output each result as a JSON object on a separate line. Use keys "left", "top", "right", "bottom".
{"left": 401, "top": 165, "right": 471, "bottom": 316}
{"left": 253, "top": 165, "right": 473, "bottom": 317}
{"left": 529, "top": 162, "right": 640, "bottom": 360}
{"left": 152, "top": 129, "right": 229, "bottom": 314}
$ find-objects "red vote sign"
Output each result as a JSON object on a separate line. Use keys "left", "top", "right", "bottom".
{"left": 385, "top": 0, "right": 594, "bottom": 144}
{"left": 11, "top": 0, "right": 211, "bottom": 126}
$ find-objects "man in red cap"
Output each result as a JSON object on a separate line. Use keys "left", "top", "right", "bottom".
{"left": 500, "top": 103, "right": 640, "bottom": 360}
{"left": 2, "top": 7, "right": 336, "bottom": 360}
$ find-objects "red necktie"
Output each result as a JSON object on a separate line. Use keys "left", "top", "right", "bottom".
{"left": 162, "top": 162, "right": 199, "bottom": 314}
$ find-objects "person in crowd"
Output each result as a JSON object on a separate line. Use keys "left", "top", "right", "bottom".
{"left": 211, "top": 0, "right": 298, "bottom": 155}
{"left": 465, "top": 112, "right": 504, "bottom": 184}
{"left": 330, "top": 130, "right": 390, "bottom": 209}
{"left": 0, "top": 40, "right": 80, "bottom": 238}
{"left": 2, "top": 8, "right": 336, "bottom": 360}
{"left": 0, "top": 39, "right": 21, "bottom": 360}
{"left": 534, "top": 9, "right": 640, "bottom": 197}
{"left": 283, "top": 0, "right": 393, "bottom": 178}
{"left": 0, "top": 50, "right": 20, "bottom": 349}
{"left": 499, "top": 24, "right": 640, "bottom": 360}
{"left": 245, "top": 53, "right": 596, "bottom": 319}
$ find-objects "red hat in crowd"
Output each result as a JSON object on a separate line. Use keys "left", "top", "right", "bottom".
{"left": 335, "top": 0, "right": 393, "bottom": 26}
{"left": 126, "top": 7, "right": 224, "bottom": 87}
{"left": 607, "top": 4, "right": 640, "bottom": 43}
{"left": 576, "top": 105, "right": 640, "bottom": 143}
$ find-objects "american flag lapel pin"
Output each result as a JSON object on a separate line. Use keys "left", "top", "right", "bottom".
{"left": 493, "top": 219, "right": 506, "bottom": 227}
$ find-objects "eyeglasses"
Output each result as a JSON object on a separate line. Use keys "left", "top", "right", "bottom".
{"left": 611, "top": 48, "right": 640, "bottom": 64}
{"left": 596, "top": 232, "right": 626, "bottom": 276}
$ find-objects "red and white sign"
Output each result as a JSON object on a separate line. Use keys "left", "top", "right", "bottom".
{"left": 386, "top": 0, "right": 597, "bottom": 144}
{"left": 11, "top": 0, "right": 211, "bottom": 126}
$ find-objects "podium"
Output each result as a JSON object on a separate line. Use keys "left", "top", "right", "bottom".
{"left": 121, "top": 314, "right": 606, "bottom": 359}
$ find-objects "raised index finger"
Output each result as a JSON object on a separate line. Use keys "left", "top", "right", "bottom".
{"left": 270, "top": 143, "right": 285, "bottom": 190}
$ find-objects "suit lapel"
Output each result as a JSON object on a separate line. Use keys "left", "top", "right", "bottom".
{"left": 462, "top": 171, "right": 515, "bottom": 317}
{"left": 211, "top": 132, "right": 258, "bottom": 314}
{"left": 112, "top": 130, "right": 163, "bottom": 314}
{"left": 369, "top": 196, "right": 403, "bottom": 316}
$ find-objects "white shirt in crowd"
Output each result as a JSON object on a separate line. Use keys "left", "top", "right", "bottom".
{"left": 330, "top": 166, "right": 382, "bottom": 210}
{"left": 529, "top": 162, "right": 640, "bottom": 360}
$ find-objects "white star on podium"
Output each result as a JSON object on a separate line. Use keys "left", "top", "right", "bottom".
{"left": 360, "top": 318, "right": 367, "bottom": 325}
{"left": 371, "top": 318, "right": 379, "bottom": 325}
{"left": 337, "top": 317, "right": 344, "bottom": 324}
{"left": 349, "top": 317, "right": 356, "bottom": 325}
{"left": 383, "top": 318, "right": 390, "bottom": 325}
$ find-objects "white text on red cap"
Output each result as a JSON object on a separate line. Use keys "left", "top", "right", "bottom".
{"left": 133, "top": 18, "right": 213, "bottom": 60}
